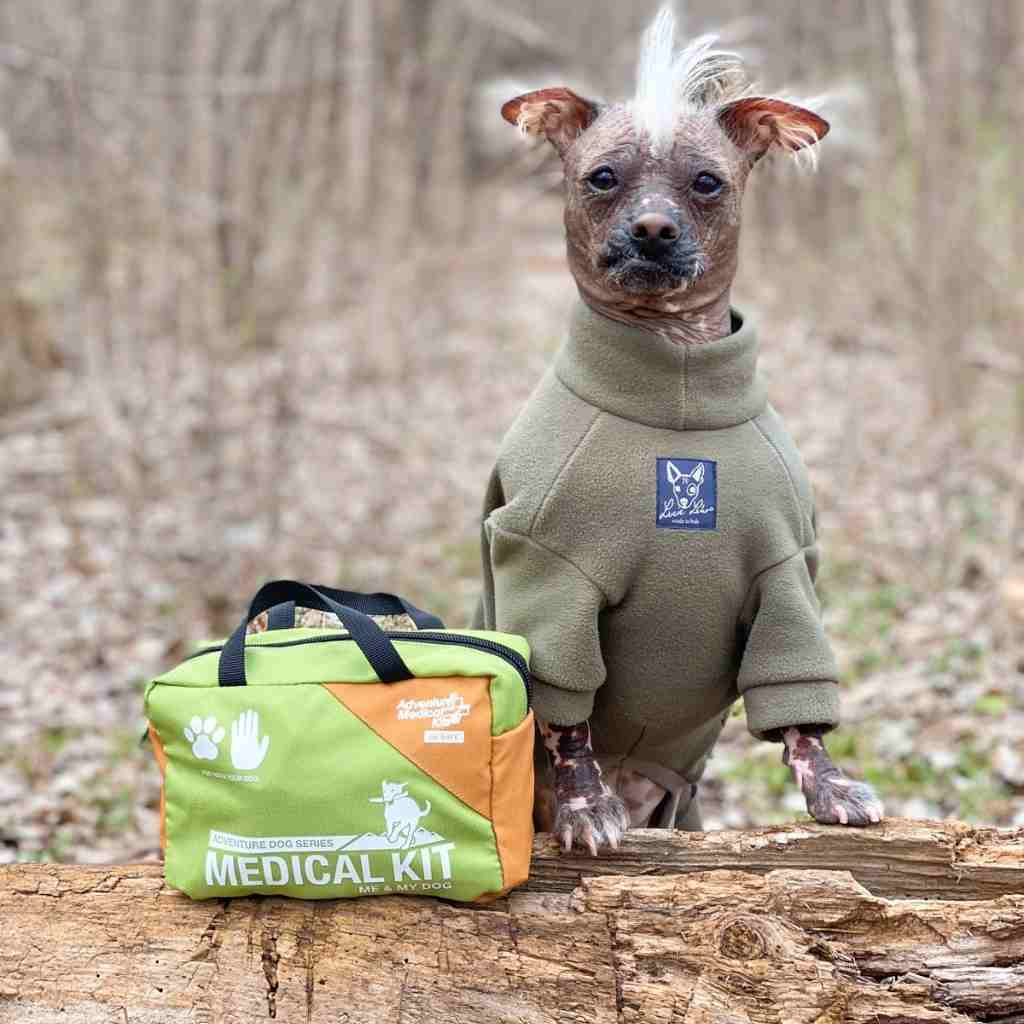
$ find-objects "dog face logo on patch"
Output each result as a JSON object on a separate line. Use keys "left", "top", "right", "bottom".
{"left": 656, "top": 458, "right": 717, "bottom": 530}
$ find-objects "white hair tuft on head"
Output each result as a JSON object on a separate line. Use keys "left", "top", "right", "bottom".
{"left": 632, "top": 5, "right": 747, "bottom": 153}
{"left": 633, "top": 6, "right": 679, "bottom": 151}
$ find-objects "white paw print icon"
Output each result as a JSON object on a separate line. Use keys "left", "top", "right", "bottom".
{"left": 185, "top": 716, "right": 225, "bottom": 760}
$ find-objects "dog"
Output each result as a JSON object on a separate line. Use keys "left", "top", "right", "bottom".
{"left": 369, "top": 780, "right": 433, "bottom": 849}
{"left": 475, "top": 7, "right": 883, "bottom": 854}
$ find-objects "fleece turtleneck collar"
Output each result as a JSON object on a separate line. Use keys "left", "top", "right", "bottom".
{"left": 554, "top": 299, "right": 767, "bottom": 432}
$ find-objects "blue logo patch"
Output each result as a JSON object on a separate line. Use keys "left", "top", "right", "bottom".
{"left": 656, "top": 458, "right": 717, "bottom": 530}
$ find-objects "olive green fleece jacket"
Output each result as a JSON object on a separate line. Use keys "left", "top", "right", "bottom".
{"left": 474, "top": 300, "right": 840, "bottom": 781}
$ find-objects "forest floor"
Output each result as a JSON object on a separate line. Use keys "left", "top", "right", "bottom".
{"left": 1, "top": 193, "right": 1022, "bottom": 864}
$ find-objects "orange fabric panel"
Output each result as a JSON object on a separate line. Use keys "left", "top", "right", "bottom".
{"left": 147, "top": 722, "right": 168, "bottom": 852}
{"left": 323, "top": 677, "right": 494, "bottom": 820}
{"left": 489, "top": 710, "right": 535, "bottom": 893}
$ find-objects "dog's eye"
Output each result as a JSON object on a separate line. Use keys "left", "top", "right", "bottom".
{"left": 692, "top": 172, "right": 723, "bottom": 197}
{"left": 586, "top": 166, "right": 618, "bottom": 192}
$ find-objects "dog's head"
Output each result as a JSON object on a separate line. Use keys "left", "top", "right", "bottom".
{"left": 369, "top": 780, "right": 408, "bottom": 804}
{"left": 667, "top": 460, "right": 704, "bottom": 509}
{"left": 501, "top": 9, "right": 827, "bottom": 319}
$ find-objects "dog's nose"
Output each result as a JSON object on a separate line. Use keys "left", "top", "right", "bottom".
{"left": 630, "top": 212, "right": 681, "bottom": 257}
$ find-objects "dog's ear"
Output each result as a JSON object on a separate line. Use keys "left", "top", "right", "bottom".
{"left": 691, "top": 463, "right": 705, "bottom": 484}
{"left": 501, "top": 88, "right": 601, "bottom": 157}
{"left": 666, "top": 462, "right": 682, "bottom": 484}
{"left": 718, "top": 97, "right": 828, "bottom": 163}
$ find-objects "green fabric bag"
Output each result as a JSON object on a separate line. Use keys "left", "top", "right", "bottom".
{"left": 145, "top": 581, "right": 535, "bottom": 902}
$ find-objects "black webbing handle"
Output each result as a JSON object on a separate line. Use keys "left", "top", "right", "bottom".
{"left": 266, "top": 601, "right": 296, "bottom": 630}
{"left": 257, "top": 586, "right": 444, "bottom": 631}
{"left": 218, "top": 581, "right": 413, "bottom": 686}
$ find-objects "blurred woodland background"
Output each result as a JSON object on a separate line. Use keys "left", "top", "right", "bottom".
{"left": 0, "top": 0, "right": 1022, "bottom": 863}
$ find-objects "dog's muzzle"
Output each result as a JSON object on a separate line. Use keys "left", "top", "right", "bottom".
{"left": 599, "top": 223, "right": 705, "bottom": 293}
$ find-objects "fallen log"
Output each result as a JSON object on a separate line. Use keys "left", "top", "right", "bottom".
{"left": 1, "top": 819, "right": 1022, "bottom": 1023}
{"left": 528, "top": 817, "right": 1024, "bottom": 900}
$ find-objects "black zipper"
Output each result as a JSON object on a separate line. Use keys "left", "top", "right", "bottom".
{"left": 182, "top": 631, "right": 532, "bottom": 707}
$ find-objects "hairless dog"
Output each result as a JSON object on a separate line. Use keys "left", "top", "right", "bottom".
{"left": 476, "top": 7, "right": 885, "bottom": 852}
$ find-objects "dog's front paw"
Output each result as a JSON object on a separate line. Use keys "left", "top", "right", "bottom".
{"left": 783, "top": 728, "right": 883, "bottom": 827}
{"left": 806, "top": 775, "right": 884, "bottom": 827}
{"left": 553, "top": 791, "right": 630, "bottom": 855}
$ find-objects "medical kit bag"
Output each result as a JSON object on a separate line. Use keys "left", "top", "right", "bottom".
{"left": 144, "top": 580, "right": 534, "bottom": 901}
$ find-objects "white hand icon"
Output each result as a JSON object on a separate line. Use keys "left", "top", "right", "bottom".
{"left": 230, "top": 709, "right": 270, "bottom": 771}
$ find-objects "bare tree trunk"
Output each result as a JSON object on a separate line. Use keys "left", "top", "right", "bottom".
{"left": 345, "top": 0, "right": 373, "bottom": 227}
{"left": 999, "top": 0, "right": 1024, "bottom": 646}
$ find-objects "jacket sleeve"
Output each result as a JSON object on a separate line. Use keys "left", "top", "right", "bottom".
{"left": 737, "top": 542, "right": 840, "bottom": 740}
{"left": 482, "top": 521, "right": 607, "bottom": 725}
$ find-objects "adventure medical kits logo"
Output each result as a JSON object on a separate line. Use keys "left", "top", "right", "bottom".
{"left": 202, "top": 779, "right": 457, "bottom": 895}
{"left": 396, "top": 691, "right": 470, "bottom": 744}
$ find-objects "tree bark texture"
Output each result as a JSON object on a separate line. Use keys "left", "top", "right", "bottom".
{"left": 527, "top": 817, "right": 1024, "bottom": 901}
{"left": 1, "top": 819, "right": 1022, "bottom": 1023}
